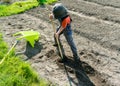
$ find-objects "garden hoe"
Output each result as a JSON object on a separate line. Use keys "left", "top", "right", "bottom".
{"left": 0, "top": 30, "right": 40, "bottom": 65}
{"left": 51, "top": 19, "right": 72, "bottom": 86}
{"left": 51, "top": 20, "right": 63, "bottom": 59}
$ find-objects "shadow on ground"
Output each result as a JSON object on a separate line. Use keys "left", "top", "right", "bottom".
{"left": 57, "top": 57, "right": 95, "bottom": 86}
{"left": 16, "top": 41, "right": 43, "bottom": 60}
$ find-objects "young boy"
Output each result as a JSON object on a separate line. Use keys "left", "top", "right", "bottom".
{"left": 49, "top": 3, "right": 80, "bottom": 63}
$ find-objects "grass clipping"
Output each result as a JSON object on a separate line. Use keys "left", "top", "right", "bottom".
{"left": 0, "top": 34, "right": 52, "bottom": 86}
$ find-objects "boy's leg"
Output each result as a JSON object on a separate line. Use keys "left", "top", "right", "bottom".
{"left": 64, "top": 34, "right": 80, "bottom": 61}
{"left": 54, "top": 34, "right": 67, "bottom": 60}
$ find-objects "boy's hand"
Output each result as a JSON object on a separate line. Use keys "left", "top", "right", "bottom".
{"left": 49, "top": 14, "right": 54, "bottom": 20}
{"left": 55, "top": 32, "right": 59, "bottom": 38}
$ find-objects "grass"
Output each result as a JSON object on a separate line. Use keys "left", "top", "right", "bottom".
{"left": 0, "top": 34, "right": 8, "bottom": 60}
{"left": 0, "top": 34, "right": 54, "bottom": 86}
{"left": 0, "top": 0, "right": 57, "bottom": 17}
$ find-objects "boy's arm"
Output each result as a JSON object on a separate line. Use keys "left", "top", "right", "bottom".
{"left": 55, "top": 26, "right": 64, "bottom": 38}
{"left": 55, "top": 18, "right": 68, "bottom": 38}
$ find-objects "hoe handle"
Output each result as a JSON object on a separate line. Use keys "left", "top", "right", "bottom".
{"left": 51, "top": 20, "right": 63, "bottom": 59}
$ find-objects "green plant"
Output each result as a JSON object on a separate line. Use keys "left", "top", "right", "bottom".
{"left": 0, "top": 57, "right": 39, "bottom": 86}
{"left": 0, "top": 34, "right": 54, "bottom": 86}
{"left": 46, "top": 0, "right": 57, "bottom": 4}
{"left": 37, "top": 0, "right": 47, "bottom": 5}
{"left": 0, "top": 34, "right": 8, "bottom": 60}
{"left": 14, "top": 30, "right": 40, "bottom": 47}
{"left": 0, "top": 0, "right": 57, "bottom": 17}
{"left": 0, "top": 0, "right": 39, "bottom": 17}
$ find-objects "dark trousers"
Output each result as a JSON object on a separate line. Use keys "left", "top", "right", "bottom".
{"left": 54, "top": 26, "right": 79, "bottom": 60}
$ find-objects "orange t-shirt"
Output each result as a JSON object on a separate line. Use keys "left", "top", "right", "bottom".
{"left": 61, "top": 16, "right": 71, "bottom": 29}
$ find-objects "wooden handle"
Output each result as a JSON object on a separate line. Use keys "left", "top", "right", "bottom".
{"left": 51, "top": 20, "right": 63, "bottom": 59}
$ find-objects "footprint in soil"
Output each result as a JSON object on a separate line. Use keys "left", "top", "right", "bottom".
{"left": 56, "top": 56, "right": 95, "bottom": 86}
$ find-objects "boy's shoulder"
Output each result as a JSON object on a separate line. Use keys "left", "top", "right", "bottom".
{"left": 62, "top": 16, "right": 71, "bottom": 24}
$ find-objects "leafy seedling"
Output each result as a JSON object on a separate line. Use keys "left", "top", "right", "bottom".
{"left": 13, "top": 30, "right": 40, "bottom": 47}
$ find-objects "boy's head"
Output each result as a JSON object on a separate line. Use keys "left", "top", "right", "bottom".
{"left": 52, "top": 3, "right": 68, "bottom": 19}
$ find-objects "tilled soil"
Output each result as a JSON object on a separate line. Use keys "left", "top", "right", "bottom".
{"left": 0, "top": 0, "right": 120, "bottom": 86}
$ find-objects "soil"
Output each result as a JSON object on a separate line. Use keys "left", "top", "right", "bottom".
{"left": 0, "top": 0, "right": 120, "bottom": 86}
